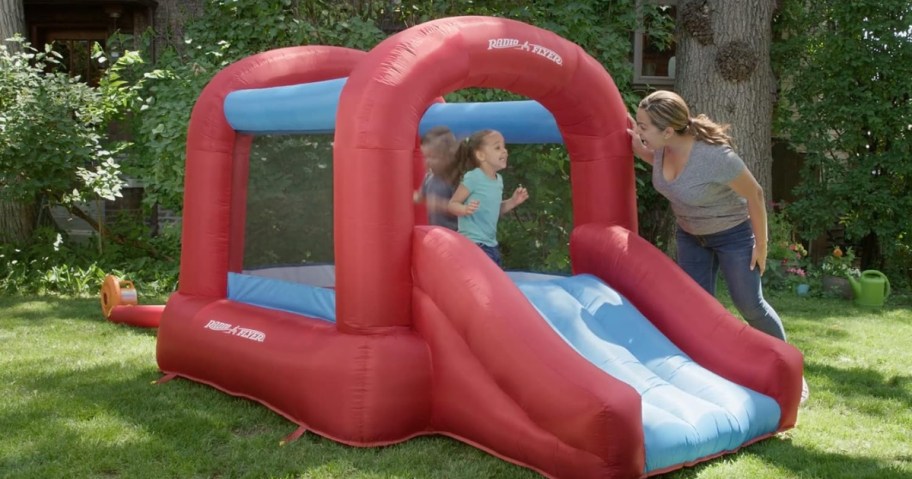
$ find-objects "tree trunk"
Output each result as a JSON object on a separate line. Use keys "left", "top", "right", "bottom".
{"left": 0, "top": 0, "right": 25, "bottom": 48}
{"left": 675, "top": 0, "right": 777, "bottom": 195}
{"left": 0, "top": 0, "right": 35, "bottom": 244}
{"left": 0, "top": 198, "right": 36, "bottom": 244}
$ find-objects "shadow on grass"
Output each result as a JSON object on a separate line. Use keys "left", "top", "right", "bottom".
{"left": 659, "top": 433, "right": 910, "bottom": 479}
{"left": 752, "top": 435, "right": 910, "bottom": 479}
{"left": 806, "top": 361, "right": 912, "bottom": 408}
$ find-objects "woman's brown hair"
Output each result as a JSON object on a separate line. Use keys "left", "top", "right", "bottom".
{"left": 638, "top": 90, "right": 733, "bottom": 147}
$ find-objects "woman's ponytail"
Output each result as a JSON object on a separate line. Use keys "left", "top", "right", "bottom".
{"left": 639, "top": 91, "right": 733, "bottom": 147}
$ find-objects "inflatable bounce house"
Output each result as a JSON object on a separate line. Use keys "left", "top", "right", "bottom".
{"left": 149, "top": 16, "right": 803, "bottom": 479}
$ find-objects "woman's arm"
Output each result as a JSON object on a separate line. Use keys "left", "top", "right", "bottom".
{"left": 447, "top": 184, "right": 479, "bottom": 217}
{"left": 728, "top": 168, "right": 768, "bottom": 274}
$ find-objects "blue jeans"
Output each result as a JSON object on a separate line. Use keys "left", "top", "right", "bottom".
{"left": 675, "top": 221, "right": 787, "bottom": 341}
{"left": 477, "top": 243, "right": 502, "bottom": 267}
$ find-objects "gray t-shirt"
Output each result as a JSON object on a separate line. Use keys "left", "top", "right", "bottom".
{"left": 421, "top": 173, "right": 458, "bottom": 230}
{"left": 652, "top": 141, "right": 748, "bottom": 235}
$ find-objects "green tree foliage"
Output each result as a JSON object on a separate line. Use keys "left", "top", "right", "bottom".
{"left": 0, "top": 36, "right": 148, "bottom": 233}
{"left": 130, "top": 0, "right": 387, "bottom": 213}
{"left": 773, "top": 0, "right": 912, "bottom": 282}
{"left": 0, "top": 36, "right": 178, "bottom": 296}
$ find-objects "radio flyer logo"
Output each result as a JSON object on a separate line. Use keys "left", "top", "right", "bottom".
{"left": 204, "top": 320, "right": 266, "bottom": 342}
{"left": 486, "top": 38, "right": 563, "bottom": 66}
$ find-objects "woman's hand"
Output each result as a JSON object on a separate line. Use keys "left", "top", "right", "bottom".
{"left": 751, "top": 242, "right": 768, "bottom": 275}
{"left": 626, "top": 113, "right": 654, "bottom": 164}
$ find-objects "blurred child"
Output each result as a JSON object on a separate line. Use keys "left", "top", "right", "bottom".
{"left": 413, "top": 126, "right": 459, "bottom": 230}
{"left": 447, "top": 129, "right": 529, "bottom": 266}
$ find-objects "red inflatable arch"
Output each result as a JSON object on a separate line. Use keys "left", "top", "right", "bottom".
{"left": 334, "top": 17, "right": 636, "bottom": 332}
{"left": 157, "top": 16, "right": 802, "bottom": 479}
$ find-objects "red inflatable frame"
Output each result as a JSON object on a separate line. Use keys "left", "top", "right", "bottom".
{"left": 157, "top": 16, "right": 803, "bottom": 479}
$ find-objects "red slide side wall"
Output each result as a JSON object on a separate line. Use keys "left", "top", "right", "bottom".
{"left": 412, "top": 226, "right": 645, "bottom": 479}
{"left": 570, "top": 224, "right": 803, "bottom": 430}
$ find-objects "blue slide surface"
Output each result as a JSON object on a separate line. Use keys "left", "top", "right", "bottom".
{"left": 513, "top": 274, "right": 781, "bottom": 472}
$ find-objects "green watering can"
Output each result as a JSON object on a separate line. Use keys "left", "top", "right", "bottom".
{"left": 847, "top": 270, "right": 891, "bottom": 307}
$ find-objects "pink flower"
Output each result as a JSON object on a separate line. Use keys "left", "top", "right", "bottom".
{"left": 786, "top": 267, "right": 806, "bottom": 277}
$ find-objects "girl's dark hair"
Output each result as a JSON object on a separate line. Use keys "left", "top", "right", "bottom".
{"left": 421, "top": 126, "right": 459, "bottom": 185}
{"left": 421, "top": 125, "right": 456, "bottom": 148}
{"left": 638, "top": 90, "right": 733, "bottom": 147}
{"left": 453, "top": 129, "right": 495, "bottom": 183}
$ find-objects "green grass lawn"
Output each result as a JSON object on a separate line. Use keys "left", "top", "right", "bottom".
{"left": 1, "top": 293, "right": 910, "bottom": 479}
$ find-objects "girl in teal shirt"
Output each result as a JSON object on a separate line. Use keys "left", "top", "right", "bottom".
{"left": 447, "top": 129, "right": 529, "bottom": 266}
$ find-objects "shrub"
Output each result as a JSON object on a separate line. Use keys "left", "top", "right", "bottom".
{"left": 820, "top": 246, "right": 859, "bottom": 278}
{"left": 0, "top": 226, "right": 179, "bottom": 298}
{"left": 0, "top": 36, "right": 149, "bottom": 231}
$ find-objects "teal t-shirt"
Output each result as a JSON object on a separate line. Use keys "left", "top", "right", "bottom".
{"left": 458, "top": 168, "right": 503, "bottom": 246}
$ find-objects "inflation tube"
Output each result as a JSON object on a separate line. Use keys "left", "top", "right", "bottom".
{"left": 223, "top": 78, "right": 562, "bottom": 144}
{"left": 107, "top": 305, "right": 164, "bottom": 328}
{"left": 100, "top": 274, "right": 163, "bottom": 328}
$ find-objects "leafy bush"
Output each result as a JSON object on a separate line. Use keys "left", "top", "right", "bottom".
{"left": 0, "top": 226, "right": 179, "bottom": 298}
{"left": 764, "top": 207, "right": 808, "bottom": 291}
{"left": 884, "top": 242, "right": 912, "bottom": 291}
{"left": 820, "top": 246, "right": 859, "bottom": 279}
{"left": 0, "top": 36, "right": 148, "bottom": 224}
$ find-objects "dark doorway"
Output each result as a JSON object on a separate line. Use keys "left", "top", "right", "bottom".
{"left": 24, "top": 0, "right": 155, "bottom": 83}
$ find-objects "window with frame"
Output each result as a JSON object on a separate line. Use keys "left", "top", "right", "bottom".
{"left": 633, "top": 1, "right": 677, "bottom": 87}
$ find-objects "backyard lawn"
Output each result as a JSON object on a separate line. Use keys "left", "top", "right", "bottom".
{"left": 1, "top": 292, "right": 910, "bottom": 479}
